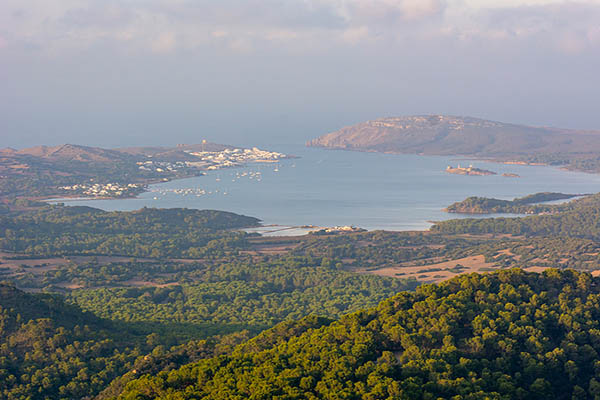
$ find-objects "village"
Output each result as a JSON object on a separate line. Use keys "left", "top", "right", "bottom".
{"left": 136, "top": 147, "right": 288, "bottom": 173}
{"left": 185, "top": 147, "right": 288, "bottom": 170}
{"left": 57, "top": 147, "right": 289, "bottom": 199}
{"left": 59, "top": 182, "right": 143, "bottom": 198}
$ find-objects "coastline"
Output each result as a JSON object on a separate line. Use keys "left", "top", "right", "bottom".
{"left": 37, "top": 146, "right": 600, "bottom": 235}
{"left": 305, "top": 144, "right": 599, "bottom": 175}
{"left": 38, "top": 157, "right": 298, "bottom": 204}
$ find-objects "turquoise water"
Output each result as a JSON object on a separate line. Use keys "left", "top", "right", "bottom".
{"left": 53, "top": 145, "right": 600, "bottom": 231}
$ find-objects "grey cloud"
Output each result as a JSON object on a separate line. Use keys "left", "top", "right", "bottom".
{"left": 2, "top": 1, "right": 598, "bottom": 60}
{"left": 59, "top": 3, "right": 136, "bottom": 29}
{"left": 148, "top": 0, "right": 349, "bottom": 29}
{"left": 473, "top": 2, "right": 600, "bottom": 45}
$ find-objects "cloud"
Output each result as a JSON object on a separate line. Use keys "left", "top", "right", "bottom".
{"left": 399, "top": 0, "right": 444, "bottom": 20}
{"left": 151, "top": 31, "right": 176, "bottom": 53}
{"left": 341, "top": 25, "right": 369, "bottom": 44}
{"left": 1, "top": 0, "right": 599, "bottom": 55}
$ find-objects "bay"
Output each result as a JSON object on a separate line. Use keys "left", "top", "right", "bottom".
{"left": 52, "top": 145, "right": 600, "bottom": 231}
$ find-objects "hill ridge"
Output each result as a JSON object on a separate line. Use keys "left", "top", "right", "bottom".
{"left": 114, "top": 268, "right": 600, "bottom": 399}
{"left": 307, "top": 115, "right": 600, "bottom": 168}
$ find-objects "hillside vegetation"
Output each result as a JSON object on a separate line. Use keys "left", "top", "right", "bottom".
{"left": 4, "top": 202, "right": 600, "bottom": 398}
{"left": 0, "top": 206, "right": 420, "bottom": 399}
{"left": 114, "top": 269, "right": 600, "bottom": 399}
{"left": 0, "top": 205, "right": 259, "bottom": 258}
{"left": 0, "top": 283, "right": 148, "bottom": 399}
{"left": 434, "top": 193, "right": 600, "bottom": 239}
{"left": 444, "top": 192, "right": 580, "bottom": 214}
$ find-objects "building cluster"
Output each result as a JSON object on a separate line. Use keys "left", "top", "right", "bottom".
{"left": 136, "top": 161, "right": 188, "bottom": 173}
{"left": 59, "top": 183, "right": 142, "bottom": 197}
{"left": 135, "top": 148, "right": 287, "bottom": 173}
{"left": 323, "top": 226, "right": 364, "bottom": 233}
{"left": 186, "top": 147, "right": 287, "bottom": 170}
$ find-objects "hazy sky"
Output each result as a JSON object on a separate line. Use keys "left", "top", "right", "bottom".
{"left": 2, "top": 0, "right": 600, "bottom": 148}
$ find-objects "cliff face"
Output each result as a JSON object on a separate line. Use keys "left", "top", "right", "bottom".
{"left": 307, "top": 115, "right": 600, "bottom": 158}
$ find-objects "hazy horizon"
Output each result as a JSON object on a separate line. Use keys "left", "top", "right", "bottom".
{"left": 3, "top": 0, "right": 600, "bottom": 149}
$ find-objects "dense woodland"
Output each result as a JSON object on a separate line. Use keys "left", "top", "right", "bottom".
{"left": 0, "top": 205, "right": 259, "bottom": 258}
{"left": 115, "top": 269, "right": 600, "bottom": 399}
{"left": 68, "top": 260, "right": 417, "bottom": 338}
{"left": 0, "top": 270, "right": 415, "bottom": 400}
{"left": 3, "top": 193, "right": 600, "bottom": 398}
{"left": 0, "top": 283, "right": 147, "bottom": 399}
{"left": 0, "top": 205, "right": 419, "bottom": 399}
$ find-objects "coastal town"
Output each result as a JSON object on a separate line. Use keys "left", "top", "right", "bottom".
{"left": 187, "top": 147, "right": 287, "bottom": 170}
{"left": 137, "top": 147, "right": 288, "bottom": 173}
{"left": 55, "top": 146, "right": 289, "bottom": 199}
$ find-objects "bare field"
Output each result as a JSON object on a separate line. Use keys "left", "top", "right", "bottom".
{"left": 357, "top": 255, "right": 499, "bottom": 284}
{"left": 241, "top": 243, "right": 301, "bottom": 255}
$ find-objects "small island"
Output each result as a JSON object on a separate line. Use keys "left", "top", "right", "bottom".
{"left": 446, "top": 164, "right": 496, "bottom": 176}
{"left": 502, "top": 173, "right": 520, "bottom": 178}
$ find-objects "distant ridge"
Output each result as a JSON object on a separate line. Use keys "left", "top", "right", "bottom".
{"left": 0, "top": 144, "right": 130, "bottom": 162}
{"left": 307, "top": 115, "right": 600, "bottom": 168}
{"left": 0, "top": 142, "right": 234, "bottom": 163}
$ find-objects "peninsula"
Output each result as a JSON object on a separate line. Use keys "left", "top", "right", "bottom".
{"left": 444, "top": 191, "right": 581, "bottom": 214}
{"left": 0, "top": 143, "right": 291, "bottom": 205}
{"left": 307, "top": 115, "right": 600, "bottom": 173}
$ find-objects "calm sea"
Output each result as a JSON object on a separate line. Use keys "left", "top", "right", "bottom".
{"left": 51, "top": 145, "right": 600, "bottom": 231}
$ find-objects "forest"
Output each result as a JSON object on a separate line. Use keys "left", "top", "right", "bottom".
{"left": 3, "top": 198, "right": 600, "bottom": 399}
{"left": 114, "top": 269, "right": 600, "bottom": 399}
{"left": 0, "top": 205, "right": 420, "bottom": 399}
{"left": 0, "top": 205, "right": 260, "bottom": 258}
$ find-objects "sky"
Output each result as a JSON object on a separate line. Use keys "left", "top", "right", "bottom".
{"left": 1, "top": 0, "right": 600, "bottom": 149}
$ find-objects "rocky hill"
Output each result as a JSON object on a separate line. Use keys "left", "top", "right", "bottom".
{"left": 308, "top": 115, "right": 600, "bottom": 169}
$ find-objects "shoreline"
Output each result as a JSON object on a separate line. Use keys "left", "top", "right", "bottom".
{"left": 35, "top": 147, "right": 597, "bottom": 205}
{"left": 36, "top": 158, "right": 297, "bottom": 204}
{"left": 306, "top": 144, "right": 600, "bottom": 175}
{"left": 31, "top": 148, "right": 600, "bottom": 237}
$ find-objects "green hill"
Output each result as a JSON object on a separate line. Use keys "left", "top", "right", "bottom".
{"left": 0, "top": 205, "right": 259, "bottom": 258}
{"left": 0, "top": 284, "right": 148, "bottom": 399}
{"left": 444, "top": 192, "right": 580, "bottom": 214}
{"left": 115, "top": 269, "right": 600, "bottom": 399}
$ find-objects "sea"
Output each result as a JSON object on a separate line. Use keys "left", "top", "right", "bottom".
{"left": 49, "top": 145, "right": 600, "bottom": 233}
